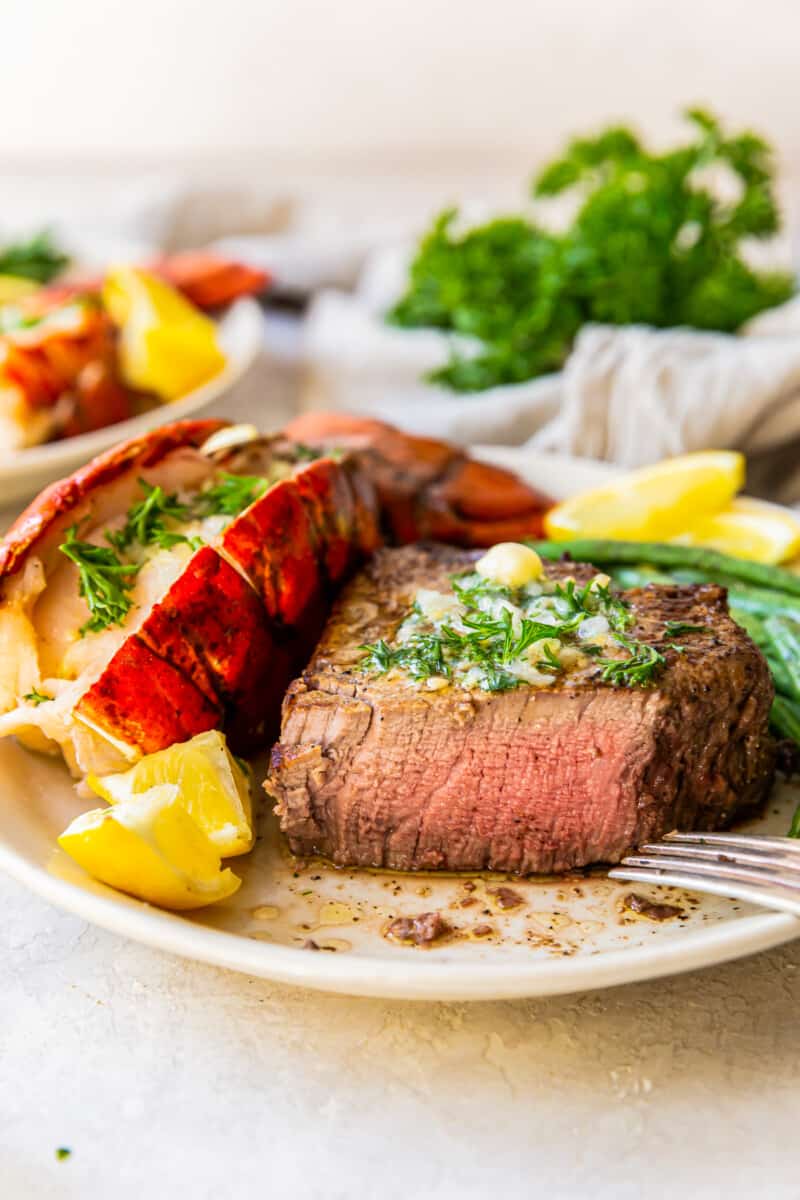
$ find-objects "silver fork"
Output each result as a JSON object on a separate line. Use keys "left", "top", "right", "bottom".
{"left": 608, "top": 831, "right": 800, "bottom": 917}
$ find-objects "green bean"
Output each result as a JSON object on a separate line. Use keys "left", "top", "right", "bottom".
{"left": 729, "top": 606, "right": 775, "bottom": 658}
{"left": 764, "top": 655, "right": 794, "bottom": 700}
{"left": 728, "top": 606, "right": 768, "bottom": 644}
{"left": 606, "top": 564, "right": 677, "bottom": 588}
{"left": 771, "top": 700, "right": 800, "bottom": 831}
{"left": 602, "top": 559, "right": 800, "bottom": 623}
{"left": 763, "top": 616, "right": 800, "bottom": 703}
{"left": 604, "top": 562, "right": 800, "bottom": 624}
{"left": 667, "top": 566, "right": 800, "bottom": 606}
{"left": 531, "top": 540, "right": 800, "bottom": 597}
{"left": 728, "top": 608, "right": 794, "bottom": 698}
{"left": 666, "top": 571, "right": 800, "bottom": 623}
{"left": 771, "top": 695, "right": 800, "bottom": 744}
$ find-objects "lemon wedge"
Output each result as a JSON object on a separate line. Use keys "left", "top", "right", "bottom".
{"left": 544, "top": 451, "right": 745, "bottom": 542}
{"left": 102, "top": 266, "right": 226, "bottom": 400}
{"left": 58, "top": 784, "right": 241, "bottom": 910}
{"left": 674, "top": 496, "right": 800, "bottom": 564}
{"left": 88, "top": 730, "right": 253, "bottom": 857}
{"left": 0, "top": 274, "right": 40, "bottom": 304}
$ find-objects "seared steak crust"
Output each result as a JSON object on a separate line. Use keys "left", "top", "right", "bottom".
{"left": 267, "top": 544, "right": 776, "bottom": 874}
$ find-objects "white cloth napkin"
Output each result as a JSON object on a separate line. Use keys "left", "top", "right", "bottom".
{"left": 535, "top": 306, "right": 800, "bottom": 462}
{"left": 302, "top": 245, "right": 800, "bottom": 502}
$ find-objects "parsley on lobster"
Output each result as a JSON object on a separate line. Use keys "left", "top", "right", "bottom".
{"left": 59, "top": 526, "right": 141, "bottom": 635}
{"left": 194, "top": 473, "right": 268, "bottom": 517}
{"left": 107, "top": 481, "right": 193, "bottom": 553}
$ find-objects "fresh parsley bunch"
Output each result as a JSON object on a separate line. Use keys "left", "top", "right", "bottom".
{"left": 389, "top": 109, "right": 794, "bottom": 392}
{"left": 0, "top": 231, "right": 69, "bottom": 284}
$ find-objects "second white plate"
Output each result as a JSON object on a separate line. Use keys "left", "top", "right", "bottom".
{"left": 0, "top": 297, "right": 263, "bottom": 507}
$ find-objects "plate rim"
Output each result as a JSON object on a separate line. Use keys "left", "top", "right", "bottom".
{"left": 0, "top": 832, "right": 796, "bottom": 1000}
{"left": 0, "top": 297, "right": 263, "bottom": 480}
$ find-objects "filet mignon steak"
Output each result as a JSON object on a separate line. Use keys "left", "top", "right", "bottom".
{"left": 266, "top": 544, "right": 776, "bottom": 874}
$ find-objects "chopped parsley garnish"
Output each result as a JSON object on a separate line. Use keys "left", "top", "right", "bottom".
{"left": 554, "top": 578, "right": 633, "bottom": 632}
{"left": 55, "top": 1147, "right": 71, "bottom": 1161}
{"left": 452, "top": 607, "right": 572, "bottom": 665}
{"left": 108, "top": 470, "right": 266, "bottom": 558}
{"left": 360, "top": 635, "right": 449, "bottom": 680}
{"left": 439, "top": 621, "right": 520, "bottom": 691}
{"left": 470, "top": 663, "right": 518, "bottom": 693}
{"left": 538, "top": 642, "right": 563, "bottom": 674}
{"left": 360, "top": 567, "right": 669, "bottom": 694}
{"left": 194, "top": 473, "right": 268, "bottom": 517}
{"left": 451, "top": 575, "right": 513, "bottom": 604}
{"left": 59, "top": 526, "right": 141, "bottom": 635}
{"left": 664, "top": 620, "right": 709, "bottom": 637}
{"left": 0, "top": 306, "right": 41, "bottom": 335}
{"left": 595, "top": 635, "right": 667, "bottom": 688}
{"left": 291, "top": 442, "right": 323, "bottom": 462}
{"left": 0, "top": 295, "right": 95, "bottom": 336}
{"left": 358, "top": 638, "right": 396, "bottom": 673}
{"left": 107, "top": 481, "right": 191, "bottom": 553}
{"left": 24, "top": 688, "right": 53, "bottom": 705}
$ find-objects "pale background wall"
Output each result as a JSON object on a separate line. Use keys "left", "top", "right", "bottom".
{"left": 1, "top": 0, "right": 799, "bottom": 244}
{"left": 2, "top": 0, "right": 799, "bottom": 164}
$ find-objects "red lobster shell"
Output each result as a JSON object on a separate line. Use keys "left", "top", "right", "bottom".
{"left": 283, "top": 411, "right": 550, "bottom": 545}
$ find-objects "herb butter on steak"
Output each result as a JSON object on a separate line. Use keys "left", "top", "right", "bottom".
{"left": 266, "top": 543, "right": 775, "bottom": 875}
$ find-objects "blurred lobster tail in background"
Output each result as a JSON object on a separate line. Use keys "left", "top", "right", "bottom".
{"left": 150, "top": 251, "right": 269, "bottom": 310}
{"left": 283, "top": 412, "right": 552, "bottom": 546}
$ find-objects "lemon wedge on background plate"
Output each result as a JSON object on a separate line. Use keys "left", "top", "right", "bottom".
{"left": 88, "top": 730, "right": 253, "bottom": 858}
{"left": 102, "top": 266, "right": 226, "bottom": 400}
{"left": 674, "top": 496, "right": 800, "bottom": 564}
{"left": 58, "top": 784, "right": 241, "bottom": 911}
{"left": 544, "top": 451, "right": 745, "bottom": 542}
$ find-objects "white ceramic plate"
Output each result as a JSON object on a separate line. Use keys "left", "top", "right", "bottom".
{"left": 0, "top": 449, "right": 797, "bottom": 1000}
{"left": 0, "top": 297, "right": 263, "bottom": 507}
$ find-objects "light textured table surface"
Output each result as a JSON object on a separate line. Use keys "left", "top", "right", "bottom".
{"left": 4, "top": 316, "right": 800, "bottom": 1199}
{"left": 3, "top": 868, "right": 800, "bottom": 1200}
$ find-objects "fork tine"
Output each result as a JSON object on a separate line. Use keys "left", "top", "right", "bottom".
{"left": 663, "top": 831, "right": 800, "bottom": 854}
{"left": 608, "top": 865, "right": 800, "bottom": 918}
{"left": 619, "top": 852, "right": 800, "bottom": 892}
{"left": 638, "top": 841, "right": 800, "bottom": 873}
